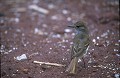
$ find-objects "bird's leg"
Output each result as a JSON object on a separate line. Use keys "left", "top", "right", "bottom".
{"left": 82, "top": 57, "right": 86, "bottom": 68}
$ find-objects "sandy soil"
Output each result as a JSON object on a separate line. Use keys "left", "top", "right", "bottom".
{"left": 0, "top": 0, "right": 119, "bottom": 78}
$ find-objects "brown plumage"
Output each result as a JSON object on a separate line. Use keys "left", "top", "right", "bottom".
{"left": 66, "top": 21, "right": 90, "bottom": 74}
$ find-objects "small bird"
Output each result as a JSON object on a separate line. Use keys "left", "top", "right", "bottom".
{"left": 66, "top": 21, "right": 90, "bottom": 74}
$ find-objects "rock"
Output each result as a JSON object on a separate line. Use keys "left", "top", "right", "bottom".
{"left": 114, "top": 74, "right": 120, "bottom": 78}
{"left": 16, "top": 54, "right": 27, "bottom": 61}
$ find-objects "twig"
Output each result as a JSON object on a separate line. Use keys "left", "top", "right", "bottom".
{"left": 33, "top": 61, "right": 66, "bottom": 67}
{"left": 29, "top": 5, "right": 49, "bottom": 14}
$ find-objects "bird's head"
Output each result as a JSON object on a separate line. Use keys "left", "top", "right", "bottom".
{"left": 68, "top": 21, "right": 86, "bottom": 30}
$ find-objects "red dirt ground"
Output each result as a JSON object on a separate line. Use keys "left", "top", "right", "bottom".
{"left": 0, "top": 0, "right": 119, "bottom": 78}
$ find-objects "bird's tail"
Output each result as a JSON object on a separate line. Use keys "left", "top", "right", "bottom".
{"left": 66, "top": 57, "right": 78, "bottom": 74}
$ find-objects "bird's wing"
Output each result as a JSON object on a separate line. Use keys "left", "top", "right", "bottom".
{"left": 76, "top": 42, "right": 89, "bottom": 58}
{"left": 71, "top": 35, "right": 90, "bottom": 58}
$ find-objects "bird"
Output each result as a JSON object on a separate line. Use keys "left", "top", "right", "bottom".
{"left": 66, "top": 21, "right": 90, "bottom": 75}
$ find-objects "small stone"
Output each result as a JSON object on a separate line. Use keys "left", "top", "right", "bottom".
{"left": 78, "top": 59, "right": 81, "bottom": 62}
{"left": 52, "top": 34, "right": 61, "bottom": 38}
{"left": 16, "top": 29, "right": 21, "bottom": 32}
{"left": 22, "top": 33, "right": 25, "bottom": 36}
{"left": 33, "top": 42, "right": 36, "bottom": 45}
{"left": 67, "top": 49, "right": 70, "bottom": 51}
{"left": 62, "top": 10, "right": 68, "bottom": 14}
{"left": 114, "top": 49, "right": 118, "bottom": 52}
{"left": 34, "top": 28, "right": 47, "bottom": 35}
{"left": 16, "top": 54, "right": 27, "bottom": 61}
{"left": 61, "top": 72, "right": 63, "bottom": 73}
{"left": 42, "top": 24, "right": 47, "bottom": 28}
{"left": 65, "top": 40, "right": 69, "bottom": 42}
{"left": 48, "top": 51, "right": 51, "bottom": 54}
{"left": 64, "top": 29, "right": 72, "bottom": 33}
{"left": 13, "top": 47, "right": 16, "bottom": 50}
{"left": 51, "top": 15, "right": 58, "bottom": 20}
{"left": 4, "top": 31, "right": 8, "bottom": 34}
{"left": 48, "top": 4, "right": 55, "bottom": 9}
{"left": 107, "top": 30, "right": 110, "bottom": 33}
{"left": 92, "top": 39, "right": 96, "bottom": 43}
{"left": 96, "top": 43, "right": 99, "bottom": 45}
{"left": 14, "top": 18, "right": 19, "bottom": 23}
{"left": 97, "top": 37, "right": 100, "bottom": 39}
{"left": 50, "top": 48, "right": 52, "bottom": 50}
{"left": 88, "top": 58, "right": 92, "bottom": 63}
{"left": 8, "top": 50, "right": 12, "bottom": 52}
{"left": 101, "top": 32, "right": 108, "bottom": 37}
{"left": 116, "top": 54, "right": 120, "bottom": 57}
{"left": 23, "top": 44, "right": 27, "bottom": 47}
{"left": 70, "top": 42, "right": 73, "bottom": 45}
{"left": 34, "top": 28, "right": 39, "bottom": 33}
{"left": 16, "top": 7, "right": 26, "bottom": 12}
{"left": 114, "top": 74, "right": 120, "bottom": 78}
{"left": 104, "top": 56, "right": 108, "bottom": 59}
{"left": 67, "top": 17, "right": 71, "bottom": 21}
{"left": 62, "top": 46, "right": 66, "bottom": 48}
{"left": 115, "top": 43, "right": 119, "bottom": 46}
{"left": 80, "top": 13, "right": 86, "bottom": 19}
{"left": 23, "top": 69, "right": 29, "bottom": 74}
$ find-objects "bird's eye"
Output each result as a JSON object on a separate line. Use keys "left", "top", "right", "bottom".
{"left": 76, "top": 26, "right": 80, "bottom": 27}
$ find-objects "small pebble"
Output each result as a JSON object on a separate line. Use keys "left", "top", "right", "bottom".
{"left": 8, "top": 50, "right": 12, "bottom": 52}
{"left": 62, "top": 10, "right": 68, "bottom": 14}
{"left": 16, "top": 29, "right": 21, "bottom": 32}
{"left": 34, "top": 28, "right": 47, "bottom": 35}
{"left": 61, "top": 72, "right": 63, "bottom": 73}
{"left": 92, "top": 39, "right": 96, "bottom": 43}
{"left": 50, "top": 48, "right": 52, "bottom": 50}
{"left": 114, "top": 49, "right": 118, "bottom": 52}
{"left": 114, "top": 74, "right": 120, "bottom": 78}
{"left": 48, "top": 4, "right": 55, "bottom": 9}
{"left": 78, "top": 59, "right": 81, "bottom": 62}
{"left": 52, "top": 34, "right": 61, "bottom": 38}
{"left": 13, "top": 47, "right": 16, "bottom": 50}
{"left": 70, "top": 42, "right": 73, "bottom": 45}
{"left": 64, "top": 29, "right": 72, "bottom": 33}
{"left": 14, "top": 18, "right": 19, "bottom": 23}
{"left": 67, "top": 17, "right": 71, "bottom": 21}
{"left": 88, "top": 58, "right": 92, "bottom": 63}
{"left": 97, "top": 36, "right": 100, "bottom": 39}
{"left": 51, "top": 15, "right": 58, "bottom": 20}
{"left": 4, "top": 31, "right": 8, "bottom": 34}
{"left": 101, "top": 32, "right": 108, "bottom": 37}
{"left": 42, "top": 24, "right": 47, "bottom": 28}
{"left": 115, "top": 43, "right": 119, "bottom": 46}
{"left": 116, "top": 54, "right": 120, "bottom": 57}
{"left": 16, "top": 54, "right": 27, "bottom": 61}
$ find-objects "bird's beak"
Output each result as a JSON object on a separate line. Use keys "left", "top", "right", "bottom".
{"left": 68, "top": 25, "right": 75, "bottom": 28}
